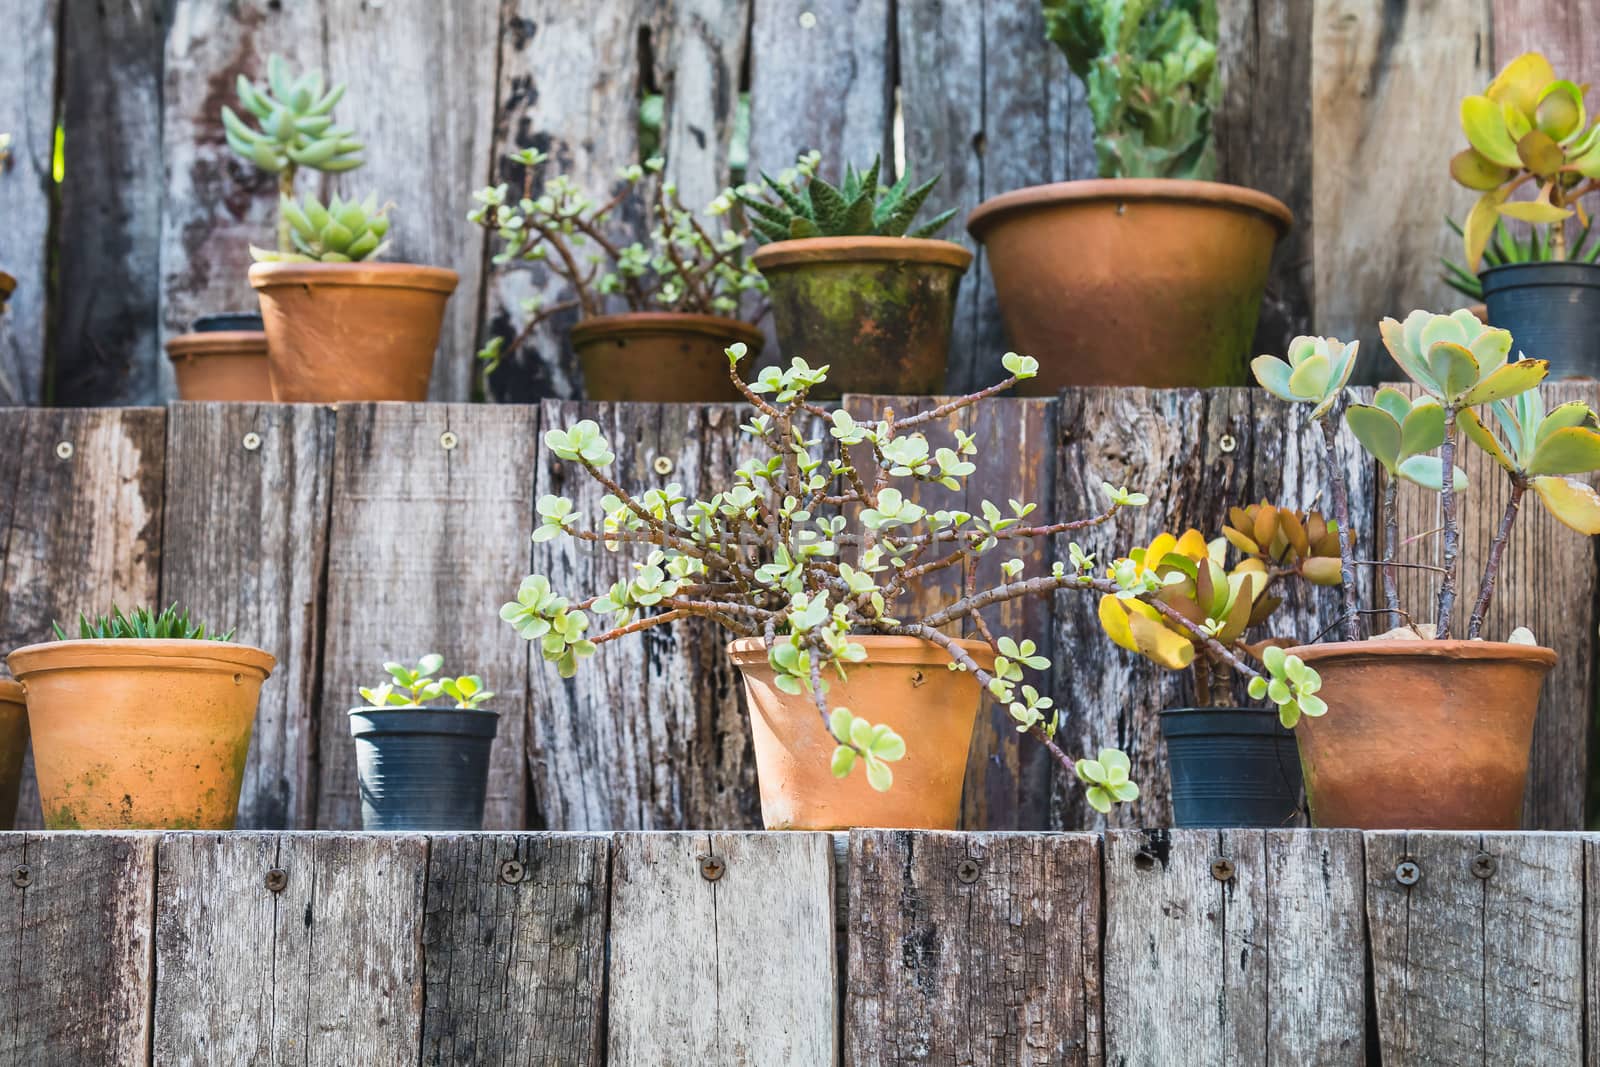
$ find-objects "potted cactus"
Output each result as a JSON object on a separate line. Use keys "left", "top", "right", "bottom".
{"left": 738, "top": 153, "right": 968, "bottom": 397}
{"left": 0, "top": 677, "right": 28, "bottom": 829}
{"left": 1244, "top": 310, "right": 1600, "bottom": 828}
{"left": 472, "top": 151, "right": 766, "bottom": 402}
{"left": 1451, "top": 52, "right": 1600, "bottom": 377}
{"left": 966, "top": 0, "right": 1291, "bottom": 391}
{"left": 349, "top": 655, "right": 498, "bottom": 831}
{"left": 5, "top": 605, "right": 274, "bottom": 830}
{"left": 224, "top": 55, "right": 458, "bottom": 401}
{"left": 164, "top": 312, "right": 273, "bottom": 402}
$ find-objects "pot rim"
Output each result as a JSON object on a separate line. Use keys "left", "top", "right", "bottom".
{"left": 165, "top": 331, "right": 269, "bottom": 360}
{"left": 727, "top": 633, "right": 996, "bottom": 668}
{"left": 1479, "top": 259, "right": 1600, "bottom": 288}
{"left": 0, "top": 678, "right": 19, "bottom": 703}
{"left": 248, "top": 261, "right": 460, "bottom": 293}
{"left": 966, "top": 178, "right": 1294, "bottom": 241}
{"left": 7, "top": 638, "right": 277, "bottom": 679}
{"left": 0, "top": 272, "right": 15, "bottom": 296}
{"left": 569, "top": 311, "right": 766, "bottom": 346}
{"left": 347, "top": 705, "right": 501, "bottom": 718}
{"left": 751, "top": 236, "right": 974, "bottom": 273}
{"left": 1287, "top": 638, "right": 1557, "bottom": 668}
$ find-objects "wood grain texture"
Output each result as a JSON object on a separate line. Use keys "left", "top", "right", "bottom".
{"left": 607, "top": 831, "right": 838, "bottom": 1065}
{"left": 317, "top": 405, "right": 537, "bottom": 830}
{"left": 1103, "top": 828, "right": 1365, "bottom": 1066}
{"left": 1310, "top": 0, "right": 1493, "bottom": 384}
{"left": 0, "top": 832, "right": 155, "bottom": 1066}
{"left": 529, "top": 402, "right": 761, "bottom": 831}
{"left": 52, "top": 0, "right": 171, "bottom": 406}
{"left": 1492, "top": 0, "right": 1599, "bottom": 84}
{"left": 1387, "top": 382, "right": 1598, "bottom": 829}
{"left": 0, "top": 0, "right": 58, "bottom": 405}
{"left": 421, "top": 833, "right": 609, "bottom": 1066}
{"left": 154, "top": 832, "right": 428, "bottom": 1066}
{"left": 159, "top": 403, "right": 335, "bottom": 830}
{"left": 651, "top": 0, "right": 751, "bottom": 216}
{"left": 1366, "top": 830, "right": 1583, "bottom": 1065}
{"left": 1053, "top": 389, "right": 1372, "bottom": 829}
{"left": 845, "top": 830, "right": 1102, "bottom": 1066}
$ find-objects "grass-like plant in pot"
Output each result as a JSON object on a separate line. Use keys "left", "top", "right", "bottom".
{"left": 471, "top": 151, "right": 766, "bottom": 402}
{"left": 1450, "top": 51, "right": 1600, "bottom": 378}
{"left": 500, "top": 347, "right": 1269, "bottom": 829}
{"left": 1249, "top": 310, "right": 1600, "bottom": 828}
{"left": 738, "top": 152, "right": 969, "bottom": 398}
{"left": 5, "top": 605, "right": 275, "bottom": 830}
{"left": 349, "top": 655, "right": 498, "bottom": 831}
{"left": 225, "top": 54, "right": 459, "bottom": 402}
{"left": 965, "top": 0, "right": 1292, "bottom": 391}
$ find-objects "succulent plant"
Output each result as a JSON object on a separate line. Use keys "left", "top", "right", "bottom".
{"left": 359, "top": 654, "right": 493, "bottom": 710}
{"left": 251, "top": 192, "right": 391, "bottom": 263}
{"left": 1461, "top": 389, "right": 1600, "bottom": 533}
{"left": 1344, "top": 389, "right": 1460, "bottom": 492}
{"left": 1441, "top": 216, "right": 1600, "bottom": 300}
{"left": 1042, "top": 0, "right": 1219, "bottom": 180}
{"left": 54, "top": 604, "right": 233, "bottom": 642}
{"left": 222, "top": 55, "right": 362, "bottom": 177}
{"left": 738, "top": 153, "right": 956, "bottom": 243}
{"left": 1221, "top": 503, "right": 1344, "bottom": 586}
{"left": 1453, "top": 52, "right": 1600, "bottom": 268}
{"left": 1251, "top": 335, "right": 1360, "bottom": 419}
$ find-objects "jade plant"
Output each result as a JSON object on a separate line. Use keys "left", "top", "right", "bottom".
{"left": 1453, "top": 51, "right": 1600, "bottom": 269}
{"left": 359, "top": 654, "right": 493, "bottom": 710}
{"left": 498, "top": 347, "right": 1275, "bottom": 813}
{"left": 737, "top": 152, "right": 956, "bottom": 242}
{"left": 54, "top": 604, "right": 234, "bottom": 642}
{"left": 469, "top": 149, "right": 765, "bottom": 380}
{"left": 1041, "top": 0, "right": 1219, "bottom": 180}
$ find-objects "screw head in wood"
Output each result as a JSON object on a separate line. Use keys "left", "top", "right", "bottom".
{"left": 500, "top": 859, "right": 524, "bottom": 885}
{"left": 956, "top": 858, "right": 981, "bottom": 884}
{"left": 1470, "top": 852, "right": 1497, "bottom": 880}
{"left": 798, "top": 10, "right": 817, "bottom": 28}
{"left": 440, "top": 431, "right": 459, "bottom": 451}
{"left": 265, "top": 867, "right": 288, "bottom": 893}
{"left": 11, "top": 864, "right": 31, "bottom": 888}
{"left": 1218, "top": 432, "right": 1237, "bottom": 453}
{"left": 1394, "top": 860, "right": 1421, "bottom": 886}
{"left": 242, "top": 432, "right": 262, "bottom": 452}
{"left": 700, "top": 855, "right": 725, "bottom": 881}
{"left": 652, "top": 455, "right": 674, "bottom": 476}
{"left": 54, "top": 441, "right": 73, "bottom": 460}
{"left": 1210, "top": 858, "right": 1235, "bottom": 882}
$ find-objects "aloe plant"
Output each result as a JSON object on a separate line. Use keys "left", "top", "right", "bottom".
{"left": 359, "top": 654, "right": 493, "bottom": 710}
{"left": 737, "top": 152, "right": 957, "bottom": 243}
{"left": 54, "top": 604, "right": 234, "bottom": 642}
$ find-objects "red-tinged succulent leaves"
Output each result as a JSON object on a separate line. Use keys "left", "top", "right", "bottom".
{"left": 1532, "top": 476, "right": 1600, "bottom": 534}
{"left": 1251, "top": 335, "right": 1359, "bottom": 419}
{"left": 1223, "top": 501, "right": 1342, "bottom": 587}
{"left": 1378, "top": 309, "right": 1543, "bottom": 406}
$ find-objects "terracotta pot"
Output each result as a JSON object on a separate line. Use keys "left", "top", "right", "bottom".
{"left": 728, "top": 635, "right": 994, "bottom": 829}
{"left": 249, "top": 261, "right": 457, "bottom": 402}
{"left": 6, "top": 639, "right": 275, "bottom": 829}
{"left": 1290, "top": 640, "right": 1556, "bottom": 829}
{"left": 570, "top": 312, "right": 761, "bottom": 402}
{"left": 0, "top": 271, "right": 14, "bottom": 312}
{"left": 752, "top": 236, "right": 972, "bottom": 398}
{"left": 166, "top": 330, "right": 273, "bottom": 401}
{"left": 966, "top": 179, "right": 1292, "bottom": 392}
{"left": 0, "top": 680, "right": 30, "bottom": 830}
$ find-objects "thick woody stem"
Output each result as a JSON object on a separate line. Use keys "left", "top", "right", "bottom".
{"left": 276, "top": 165, "right": 298, "bottom": 254}
{"left": 1319, "top": 412, "right": 1362, "bottom": 641}
{"left": 893, "top": 375, "right": 1023, "bottom": 429}
{"left": 1468, "top": 478, "right": 1526, "bottom": 638}
{"left": 1437, "top": 407, "right": 1461, "bottom": 638}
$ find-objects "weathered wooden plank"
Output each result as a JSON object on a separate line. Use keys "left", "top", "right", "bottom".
{"left": 159, "top": 403, "right": 335, "bottom": 829}
{"left": 52, "top": 0, "right": 170, "bottom": 406}
{"left": 1492, "top": 0, "right": 1599, "bottom": 86}
{"left": 845, "top": 830, "right": 1102, "bottom": 1066}
{"left": 153, "top": 832, "right": 428, "bottom": 1065}
{"left": 1053, "top": 389, "right": 1371, "bottom": 828}
{"left": 0, "top": 408, "right": 166, "bottom": 830}
{"left": 1310, "top": 0, "right": 1492, "bottom": 383}
{"left": 0, "top": 0, "right": 58, "bottom": 405}
{"left": 607, "top": 831, "right": 837, "bottom": 1065}
{"left": 325, "top": 0, "right": 499, "bottom": 402}
{"left": 1387, "top": 382, "right": 1598, "bottom": 829}
{"left": 651, "top": 0, "right": 751, "bottom": 215}
{"left": 0, "top": 833, "right": 156, "bottom": 1066}
{"left": 529, "top": 402, "right": 761, "bottom": 831}
{"left": 1215, "top": 0, "right": 1315, "bottom": 356}
{"left": 483, "top": 0, "right": 649, "bottom": 402}
{"left": 421, "top": 833, "right": 608, "bottom": 1066}
{"left": 1366, "top": 830, "right": 1583, "bottom": 1065}
{"left": 317, "top": 405, "right": 537, "bottom": 830}
{"left": 1103, "top": 828, "right": 1365, "bottom": 1065}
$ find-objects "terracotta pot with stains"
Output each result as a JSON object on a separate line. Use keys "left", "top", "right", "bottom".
{"left": 1290, "top": 640, "right": 1556, "bottom": 829}
{"left": 752, "top": 237, "right": 972, "bottom": 397}
{"left": 571, "top": 312, "right": 762, "bottom": 402}
{"left": 966, "top": 179, "right": 1292, "bottom": 392}
{"left": 166, "top": 312, "right": 274, "bottom": 401}
{"left": 0, "top": 680, "right": 30, "bottom": 830}
{"left": 6, "top": 639, "right": 275, "bottom": 830}
{"left": 0, "top": 271, "right": 15, "bottom": 313}
{"left": 250, "top": 261, "right": 457, "bottom": 402}
{"left": 728, "top": 635, "right": 993, "bottom": 830}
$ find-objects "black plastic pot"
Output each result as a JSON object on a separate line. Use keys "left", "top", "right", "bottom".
{"left": 1158, "top": 707, "right": 1303, "bottom": 828}
{"left": 191, "top": 311, "right": 265, "bottom": 333}
{"left": 348, "top": 707, "right": 499, "bottom": 831}
{"left": 1481, "top": 261, "right": 1600, "bottom": 379}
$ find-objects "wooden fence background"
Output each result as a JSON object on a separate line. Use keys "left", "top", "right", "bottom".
{"left": 0, "top": 0, "right": 1592, "bottom": 406}
{"left": 0, "top": 388, "right": 1594, "bottom": 833}
{"left": 5, "top": 827, "right": 1600, "bottom": 1065}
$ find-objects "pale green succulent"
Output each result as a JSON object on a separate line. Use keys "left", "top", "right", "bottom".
{"left": 828, "top": 707, "right": 905, "bottom": 792}
{"left": 1246, "top": 646, "right": 1326, "bottom": 728}
{"left": 358, "top": 654, "right": 493, "bottom": 710}
{"left": 251, "top": 192, "right": 390, "bottom": 263}
{"left": 222, "top": 55, "right": 362, "bottom": 176}
{"left": 1378, "top": 309, "right": 1547, "bottom": 407}
{"left": 1461, "top": 389, "right": 1600, "bottom": 534}
{"left": 1074, "top": 748, "right": 1141, "bottom": 814}
{"left": 1344, "top": 388, "right": 1464, "bottom": 492}
{"left": 1250, "top": 335, "right": 1360, "bottom": 419}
